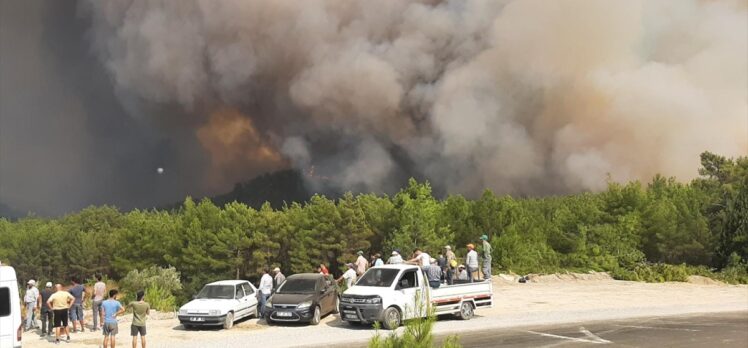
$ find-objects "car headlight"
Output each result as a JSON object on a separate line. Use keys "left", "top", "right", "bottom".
{"left": 178, "top": 309, "right": 188, "bottom": 315}
{"left": 209, "top": 310, "right": 221, "bottom": 316}
{"left": 297, "top": 301, "right": 313, "bottom": 309}
{"left": 265, "top": 299, "right": 272, "bottom": 308}
{"left": 365, "top": 296, "right": 382, "bottom": 304}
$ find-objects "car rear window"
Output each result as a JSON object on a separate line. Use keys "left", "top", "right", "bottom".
{"left": 0, "top": 287, "right": 9, "bottom": 317}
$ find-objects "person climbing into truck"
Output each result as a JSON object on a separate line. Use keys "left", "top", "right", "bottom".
{"left": 406, "top": 248, "right": 431, "bottom": 267}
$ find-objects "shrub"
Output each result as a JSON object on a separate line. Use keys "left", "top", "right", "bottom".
{"left": 119, "top": 266, "right": 182, "bottom": 311}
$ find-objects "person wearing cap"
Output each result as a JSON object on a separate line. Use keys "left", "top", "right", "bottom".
{"left": 38, "top": 282, "right": 55, "bottom": 336}
{"left": 372, "top": 253, "right": 384, "bottom": 267}
{"left": 273, "top": 267, "right": 286, "bottom": 290}
{"left": 337, "top": 263, "right": 358, "bottom": 289}
{"left": 24, "top": 279, "right": 39, "bottom": 331}
{"left": 444, "top": 246, "right": 456, "bottom": 285}
{"left": 425, "top": 258, "right": 443, "bottom": 289}
{"left": 387, "top": 250, "right": 403, "bottom": 264}
{"left": 355, "top": 250, "right": 368, "bottom": 276}
{"left": 480, "top": 234, "right": 493, "bottom": 280}
{"left": 466, "top": 244, "right": 479, "bottom": 282}
{"left": 456, "top": 265, "right": 469, "bottom": 281}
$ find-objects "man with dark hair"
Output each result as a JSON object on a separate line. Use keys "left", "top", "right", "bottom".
{"left": 258, "top": 268, "right": 273, "bottom": 318}
{"left": 128, "top": 290, "right": 150, "bottom": 348}
{"left": 68, "top": 277, "right": 86, "bottom": 333}
{"left": 101, "top": 289, "right": 125, "bottom": 348}
{"left": 47, "top": 284, "right": 74, "bottom": 344}
{"left": 38, "top": 282, "right": 55, "bottom": 337}
{"left": 92, "top": 274, "right": 107, "bottom": 331}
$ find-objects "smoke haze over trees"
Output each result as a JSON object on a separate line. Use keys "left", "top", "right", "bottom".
{"left": 1, "top": 0, "right": 747, "bottom": 216}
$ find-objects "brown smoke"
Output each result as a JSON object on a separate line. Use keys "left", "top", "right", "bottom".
{"left": 79, "top": 0, "right": 748, "bottom": 196}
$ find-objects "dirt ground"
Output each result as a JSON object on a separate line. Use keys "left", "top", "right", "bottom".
{"left": 21, "top": 275, "right": 748, "bottom": 348}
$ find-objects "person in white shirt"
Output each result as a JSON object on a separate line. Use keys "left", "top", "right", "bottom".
{"left": 24, "top": 280, "right": 39, "bottom": 330}
{"left": 258, "top": 268, "right": 273, "bottom": 318}
{"left": 355, "top": 251, "right": 368, "bottom": 276}
{"left": 387, "top": 250, "right": 403, "bottom": 264}
{"left": 337, "top": 263, "right": 358, "bottom": 289}
{"left": 466, "top": 244, "right": 479, "bottom": 282}
{"left": 92, "top": 275, "right": 107, "bottom": 331}
{"left": 406, "top": 248, "right": 431, "bottom": 267}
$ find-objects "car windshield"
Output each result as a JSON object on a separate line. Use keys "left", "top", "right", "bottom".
{"left": 356, "top": 268, "right": 400, "bottom": 287}
{"left": 195, "top": 285, "right": 234, "bottom": 299}
{"left": 277, "top": 278, "right": 318, "bottom": 294}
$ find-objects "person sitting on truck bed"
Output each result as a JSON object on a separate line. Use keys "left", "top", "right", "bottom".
{"left": 406, "top": 248, "right": 431, "bottom": 267}
{"left": 424, "top": 258, "right": 443, "bottom": 289}
{"left": 455, "top": 265, "right": 469, "bottom": 282}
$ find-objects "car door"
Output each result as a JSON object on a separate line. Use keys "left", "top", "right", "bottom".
{"left": 395, "top": 269, "right": 420, "bottom": 319}
{"left": 233, "top": 285, "right": 248, "bottom": 318}
{"left": 241, "top": 282, "right": 258, "bottom": 317}
{"left": 318, "top": 278, "right": 334, "bottom": 314}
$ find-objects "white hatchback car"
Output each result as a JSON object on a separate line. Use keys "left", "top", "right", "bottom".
{"left": 178, "top": 280, "right": 259, "bottom": 329}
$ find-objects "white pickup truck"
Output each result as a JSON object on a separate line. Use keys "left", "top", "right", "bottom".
{"left": 340, "top": 264, "right": 493, "bottom": 329}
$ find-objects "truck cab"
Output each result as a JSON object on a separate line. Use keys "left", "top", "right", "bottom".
{"left": 340, "top": 264, "right": 492, "bottom": 330}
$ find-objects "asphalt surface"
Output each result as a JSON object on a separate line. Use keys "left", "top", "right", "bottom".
{"left": 328, "top": 311, "right": 748, "bottom": 348}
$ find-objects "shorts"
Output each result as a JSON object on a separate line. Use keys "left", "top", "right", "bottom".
{"left": 53, "top": 309, "right": 69, "bottom": 328}
{"left": 69, "top": 304, "right": 84, "bottom": 321}
{"left": 103, "top": 322, "right": 118, "bottom": 336}
{"left": 130, "top": 325, "right": 146, "bottom": 337}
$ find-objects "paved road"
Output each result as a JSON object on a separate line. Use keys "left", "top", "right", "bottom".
{"left": 434, "top": 311, "right": 748, "bottom": 347}
{"left": 327, "top": 311, "right": 748, "bottom": 347}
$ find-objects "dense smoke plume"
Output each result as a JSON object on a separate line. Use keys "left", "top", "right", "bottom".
{"left": 1, "top": 0, "right": 746, "bottom": 215}
{"left": 80, "top": 0, "right": 747, "bottom": 196}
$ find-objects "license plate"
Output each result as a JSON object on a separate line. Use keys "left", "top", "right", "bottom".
{"left": 276, "top": 312, "right": 292, "bottom": 317}
{"left": 190, "top": 317, "right": 205, "bottom": 322}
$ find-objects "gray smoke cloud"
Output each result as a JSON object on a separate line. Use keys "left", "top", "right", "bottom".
{"left": 2, "top": 0, "right": 746, "bottom": 215}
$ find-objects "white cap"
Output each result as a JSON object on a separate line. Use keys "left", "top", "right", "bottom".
{"left": 430, "top": 258, "right": 437, "bottom": 264}
{"left": 273, "top": 267, "right": 280, "bottom": 272}
{"left": 391, "top": 251, "right": 399, "bottom": 255}
{"left": 45, "top": 282, "right": 53, "bottom": 288}
{"left": 27, "top": 279, "right": 36, "bottom": 286}
{"left": 444, "top": 245, "right": 451, "bottom": 250}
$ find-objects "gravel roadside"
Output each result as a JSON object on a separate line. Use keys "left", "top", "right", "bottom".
{"left": 22, "top": 278, "right": 748, "bottom": 348}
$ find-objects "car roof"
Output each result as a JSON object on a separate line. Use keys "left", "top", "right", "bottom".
{"left": 370, "top": 264, "right": 418, "bottom": 270}
{"left": 206, "top": 280, "right": 251, "bottom": 286}
{"left": 286, "top": 273, "right": 325, "bottom": 280}
{"left": 0, "top": 265, "right": 17, "bottom": 282}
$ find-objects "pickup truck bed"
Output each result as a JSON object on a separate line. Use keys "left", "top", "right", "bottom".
{"left": 431, "top": 281, "right": 493, "bottom": 317}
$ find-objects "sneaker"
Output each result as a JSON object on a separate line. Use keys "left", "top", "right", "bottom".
{"left": 66, "top": 336, "right": 70, "bottom": 342}
{"left": 55, "top": 339, "right": 60, "bottom": 345}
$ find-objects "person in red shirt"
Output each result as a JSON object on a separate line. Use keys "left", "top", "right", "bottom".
{"left": 318, "top": 263, "right": 329, "bottom": 275}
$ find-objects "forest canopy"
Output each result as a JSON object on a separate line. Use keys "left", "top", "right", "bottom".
{"left": 1, "top": 151, "right": 746, "bottom": 297}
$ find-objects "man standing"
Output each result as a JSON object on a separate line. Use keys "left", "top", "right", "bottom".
{"left": 128, "top": 290, "right": 150, "bottom": 348}
{"left": 68, "top": 277, "right": 86, "bottom": 333}
{"left": 444, "top": 246, "right": 456, "bottom": 285}
{"left": 101, "top": 289, "right": 125, "bottom": 348}
{"left": 425, "top": 258, "right": 443, "bottom": 289}
{"left": 24, "top": 279, "right": 39, "bottom": 331}
{"left": 92, "top": 275, "right": 107, "bottom": 331}
{"left": 272, "top": 268, "right": 286, "bottom": 290}
{"left": 258, "top": 268, "right": 273, "bottom": 318}
{"left": 47, "top": 284, "right": 74, "bottom": 344}
{"left": 480, "top": 234, "right": 493, "bottom": 280}
{"left": 373, "top": 253, "right": 384, "bottom": 267}
{"left": 336, "top": 263, "right": 357, "bottom": 289}
{"left": 465, "top": 244, "right": 479, "bottom": 282}
{"left": 38, "top": 282, "right": 55, "bottom": 337}
{"left": 387, "top": 251, "right": 403, "bottom": 264}
{"left": 355, "top": 251, "right": 368, "bottom": 277}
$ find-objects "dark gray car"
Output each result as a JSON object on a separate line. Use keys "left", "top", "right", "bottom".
{"left": 263, "top": 273, "right": 339, "bottom": 325}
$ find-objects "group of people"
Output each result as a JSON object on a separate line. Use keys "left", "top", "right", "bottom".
{"left": 23, "top": 275, "right": 151, "bottom": 347}
{"left": 257, "top": 267, "right": 286, "bottom": 316}
{"left": 334, "top": 234, "right": 494, "bottom": 290}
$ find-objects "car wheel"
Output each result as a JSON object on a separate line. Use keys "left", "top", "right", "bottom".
{"left": 310, "top": 306, "right": 321, "bottom": 326}
{"left": 458, "top": 302, "right": 474, "bottom": 320}
{"left": 381, "top": 307, "right": 401, "bottom": 330}
{"left": 332, "top": 296, "right": 340, "bottom": 314}
{"left": 223, "top": 312, "right": 234, "bottom": 330}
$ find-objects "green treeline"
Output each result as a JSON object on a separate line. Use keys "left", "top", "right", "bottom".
{"left": 0, "top": 152, "right": 746, "bottom": 298}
